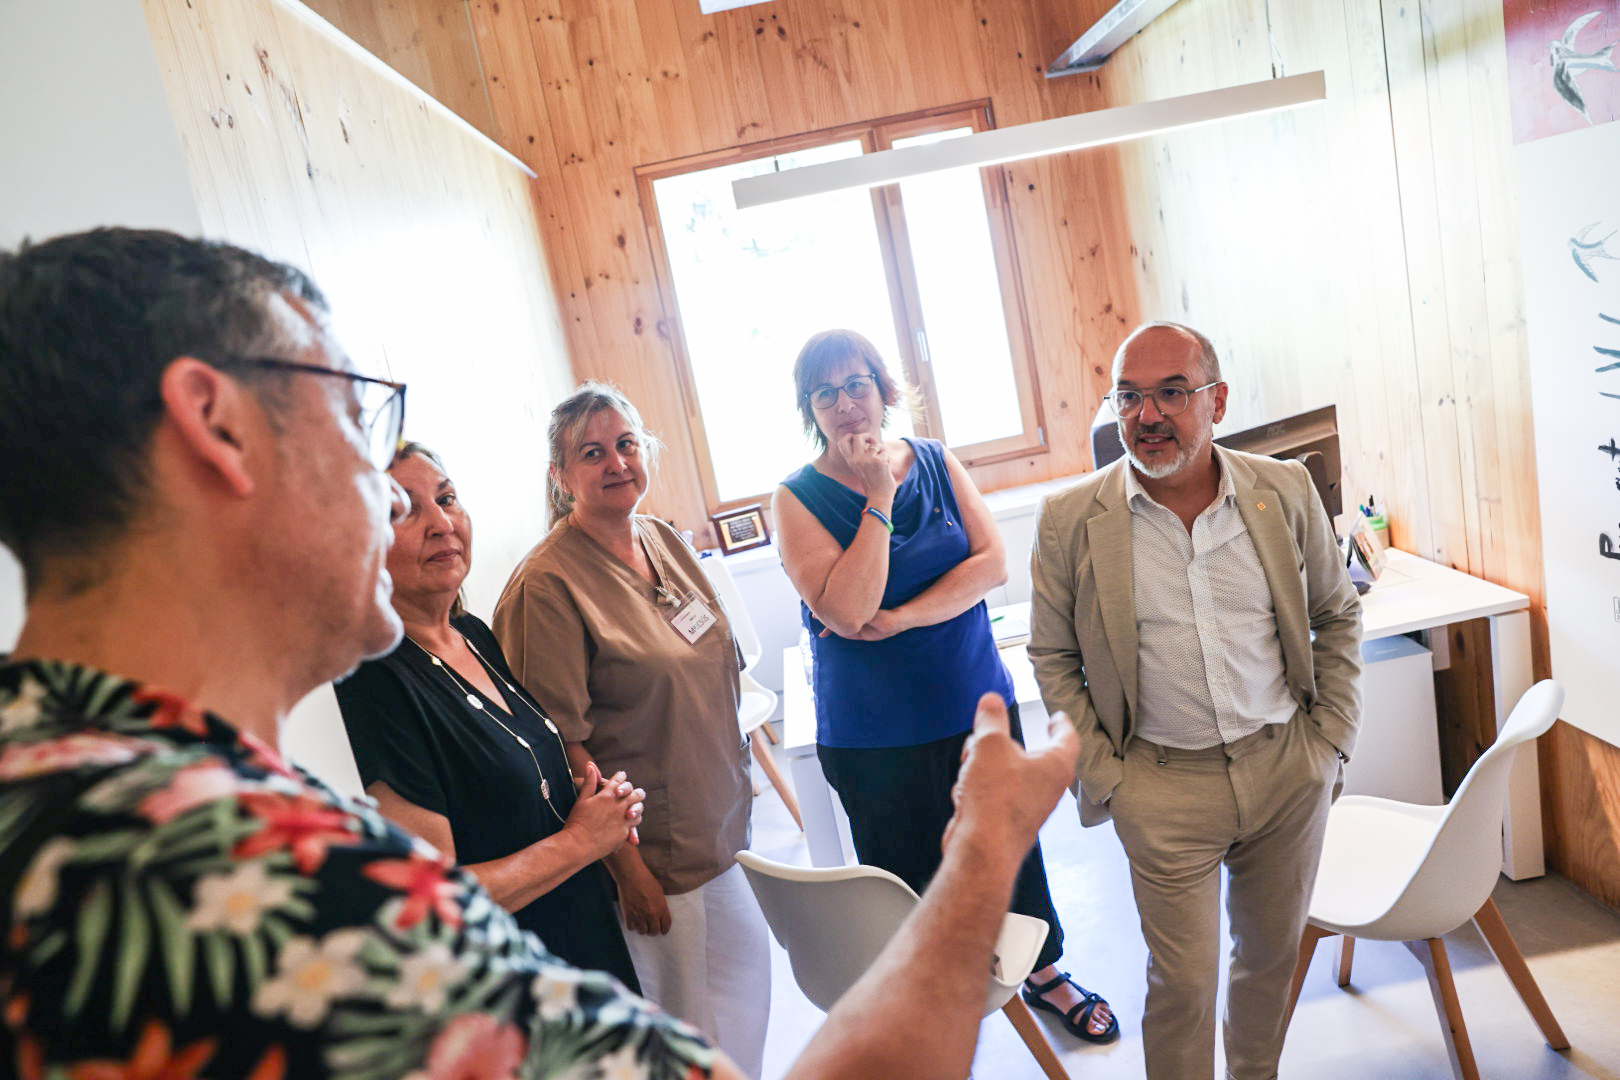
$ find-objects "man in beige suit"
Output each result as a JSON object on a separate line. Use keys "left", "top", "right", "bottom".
{"left": 1029, "top": 322, "right": 1362, "bottom": 1080}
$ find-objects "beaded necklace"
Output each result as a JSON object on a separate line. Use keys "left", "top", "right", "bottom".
{"left": 406, "top": 631, "right": 567, "bottom": 824}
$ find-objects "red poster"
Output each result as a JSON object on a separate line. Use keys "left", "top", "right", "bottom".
{"left": 1506, "top": 1, "right": 1620, "bottom": 143}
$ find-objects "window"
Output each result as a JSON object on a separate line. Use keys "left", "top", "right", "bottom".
{"left": 637, "top": 104, "right": 1044, "bottom": 509}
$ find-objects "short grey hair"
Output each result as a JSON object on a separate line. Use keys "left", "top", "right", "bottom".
{"left": 1112, "top": 321, "right": 1222, "bottom": 385}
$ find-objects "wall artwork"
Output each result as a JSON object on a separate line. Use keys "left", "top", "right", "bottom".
{"left": 1512, "top": 3, "right": 1620, "bottom": 747}
{"left": 1507, "top": 2, "right": 1620, "bottom": 144}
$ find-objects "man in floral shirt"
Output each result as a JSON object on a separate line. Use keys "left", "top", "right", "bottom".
{"left": 0, "top": 229, "right": 1080, "bottom": 1080}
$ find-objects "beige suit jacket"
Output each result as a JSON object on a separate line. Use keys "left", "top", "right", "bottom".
{"left": 1028, "top": 446, "right": 1363, "bottom": 826}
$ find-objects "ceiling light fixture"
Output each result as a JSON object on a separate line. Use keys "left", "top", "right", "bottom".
{"left": 731, "top": 71, "right": 1326, "bottom": 210}
{"left": 1046, "top": 0, "right": 1187, "bottom": 77}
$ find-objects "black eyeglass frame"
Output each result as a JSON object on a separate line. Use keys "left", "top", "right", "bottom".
{"left": 216, "top": 356, "right": 407, "bottom": 470}
{"left": 1105, "top": 380, "right": 1222, "bottom": 420}
{"left": 808, "top": 373, "right": 881, "bottom": 410}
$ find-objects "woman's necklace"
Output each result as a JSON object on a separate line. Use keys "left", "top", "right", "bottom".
{"left": 405, "top": 631, "right": 568, "bottom": 824}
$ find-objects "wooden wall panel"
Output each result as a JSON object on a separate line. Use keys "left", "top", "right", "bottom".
{"left": 468, "top": 0, "right": 1142, "bottom": 543}
{"left": 301, "top": 0, "right": 498, "bottom": 139}
{"left": 1542, "top": 721, "right": 1620, "bottom": 911}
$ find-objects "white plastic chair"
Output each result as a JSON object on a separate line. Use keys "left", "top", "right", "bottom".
{"left": 736, "top": 850, "right": 1072, "bottom": 1080}
{"left": 1285, "top": 680, "right": 1570, "bottom": 1080}
{"left": 700, "top": 555, "right": 801, "bottom": 829}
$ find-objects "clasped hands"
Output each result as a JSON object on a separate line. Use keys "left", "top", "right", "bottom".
{"left": 564, "top": 761, "right": 646, "bottom": 861}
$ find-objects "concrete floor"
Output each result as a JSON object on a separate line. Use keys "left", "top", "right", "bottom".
{"left": 744, "top": 723, "right": 1620, "bottom": 1080}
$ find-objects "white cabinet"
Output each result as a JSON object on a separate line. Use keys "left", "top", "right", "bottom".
{"left": 1348, "top": 635, "right": 1443, "bottom": 805}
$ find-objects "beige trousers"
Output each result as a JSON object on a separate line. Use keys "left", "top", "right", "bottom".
{"left": 1110, "top": 712, "right": 1341, "bottom": 1080}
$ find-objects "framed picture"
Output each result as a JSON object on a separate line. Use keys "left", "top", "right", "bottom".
{"left": 1345, "top": 510, "right": 1387, "bottom": 582}
{"left": 710, "top": 503, "right": 771, "bottom": 554}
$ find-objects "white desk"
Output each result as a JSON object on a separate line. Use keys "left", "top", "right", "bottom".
{"left": 782, "top": 550, "right": 1542, "bottom": 878}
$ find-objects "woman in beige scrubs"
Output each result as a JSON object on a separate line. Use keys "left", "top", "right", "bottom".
{"left": 493, "top": 382, "right": 768, "bottom": 1077}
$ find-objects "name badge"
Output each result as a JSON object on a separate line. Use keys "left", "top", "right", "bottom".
{"left": 670, "top": 596, "right": 717, "bottom": 645}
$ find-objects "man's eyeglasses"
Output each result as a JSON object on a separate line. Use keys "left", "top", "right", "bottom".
{"left": 222, "top": 357, "right": 407, "bottom": 471}
{"left": 809, "top": 374, "right": 880, "bottom": 410}
{"left": 1105, "top": 381, "right": 1220, "bottom": 420}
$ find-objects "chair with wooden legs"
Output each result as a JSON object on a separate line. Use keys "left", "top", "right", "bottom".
{"left": 737, "top": 850, "right": 1072, "bottom": 1080}
{"left": 739, "top": 667, "right": 803, "bottom": 828}
{"left": 699, "top": 553, "right": 802, "bottom": 829}
{"left": 1285, "top": 680, "right": 1570, "bottom": 1080}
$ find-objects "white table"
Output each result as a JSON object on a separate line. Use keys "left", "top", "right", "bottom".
{"left": 782, "top": 550, "right": 1541, "bottom": 878}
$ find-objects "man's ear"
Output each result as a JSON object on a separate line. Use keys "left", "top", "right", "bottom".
{"left": 1210, "top": 381, "right": 1229, "bottom": 426}
{"left": 158, "top": 357, "right": 259, "bottom": 498}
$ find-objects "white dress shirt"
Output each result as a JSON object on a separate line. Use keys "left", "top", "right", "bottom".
{"left": 1127, "top": 460, "right": 1296, "bottom": 749}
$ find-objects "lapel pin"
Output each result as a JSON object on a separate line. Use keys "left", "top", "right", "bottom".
{"left": 1256, "top": 502, "right": 1267, "bottom": 511}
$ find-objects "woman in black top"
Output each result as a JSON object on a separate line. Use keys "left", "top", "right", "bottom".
{"left": 336, "top": 443, "right": 643, "bottom": 989}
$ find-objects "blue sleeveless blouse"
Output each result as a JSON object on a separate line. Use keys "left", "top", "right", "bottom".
{"left": 781, "top": 438, "right": 1014, "bottom": 748}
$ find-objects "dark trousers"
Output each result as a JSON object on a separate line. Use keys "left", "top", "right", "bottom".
{"left": 817, "top": 703, "right": 1066, "bottom": 972}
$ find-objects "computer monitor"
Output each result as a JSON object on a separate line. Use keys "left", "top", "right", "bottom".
{"left": 1089, "top": 402, "right": 1342, "bottom": 520}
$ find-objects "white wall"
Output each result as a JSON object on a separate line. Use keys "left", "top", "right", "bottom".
{"left": 0, "top": 0, "right": 202, "bottom": 249}
{"left": 0, "top": 0, "right": 205, "bottom": 651}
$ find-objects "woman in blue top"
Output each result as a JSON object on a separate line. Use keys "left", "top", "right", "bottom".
{"left": 774, "top": 329, "right": 1116, "bottom": 1042}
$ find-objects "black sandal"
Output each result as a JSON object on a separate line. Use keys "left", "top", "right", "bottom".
{"left": 1021, "top": 972, "right": 1120, "bottom": 1044}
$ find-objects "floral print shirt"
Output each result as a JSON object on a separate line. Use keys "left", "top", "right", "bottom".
{"left": 0, "top": 659, "right": 715, "bottom": 1079}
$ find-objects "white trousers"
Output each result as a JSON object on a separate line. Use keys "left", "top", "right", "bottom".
{"left": 621, "top": 862, "right": 771, "bottom": 1079}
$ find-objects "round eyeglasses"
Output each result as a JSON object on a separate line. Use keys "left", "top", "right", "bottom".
{"left": 810, "top": 373, "right": 880, "bottom": 410}
{"left": 1105, "top": 381, "right": 1220, "bottom": 419}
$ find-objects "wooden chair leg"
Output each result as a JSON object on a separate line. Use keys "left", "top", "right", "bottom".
{"left": 1000, "top": 996, "right": 1072, "bottom": 1080}
{"left": 1471, "top": 897, "right": 1570, "bottom": 1050}
{"left": 1284, "top": 923, "right": 1332, "bottom": 1028}
{"left": 752, "top": 736, "right": 804, "bottom": 830}
{"left": 1336, "top": 935, "right": 1355, "bottom": 988}
{"left": 1405, "top": 938, "right": 1480, "bottom": 1080}
{"left": 761, "top": 721, "right": 780, "bottom": 745}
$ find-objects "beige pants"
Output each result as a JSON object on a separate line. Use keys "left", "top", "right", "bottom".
{"left": 1111, "top": 712, "right": 1342, "bottom": 1080}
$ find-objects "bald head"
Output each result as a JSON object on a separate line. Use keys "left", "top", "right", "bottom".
{"left": 1113, "top": 322, "right": 1222, "bottom": 386}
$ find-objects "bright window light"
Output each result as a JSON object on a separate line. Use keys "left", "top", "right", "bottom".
{"left": 652, "top": 142, "right": 912, "bottom": 503}
{"left": 893, "top": 128, "right": 1023, "bottom": 448}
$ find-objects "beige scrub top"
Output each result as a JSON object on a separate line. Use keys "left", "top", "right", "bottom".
{"left": 493, "top": 515, "right": 750, "bottom": 895}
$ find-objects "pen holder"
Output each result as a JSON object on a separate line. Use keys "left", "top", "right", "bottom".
{"left": 1369, "top": 514, "right": 1389, "bottom": 550}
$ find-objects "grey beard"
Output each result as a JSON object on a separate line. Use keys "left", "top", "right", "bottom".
{"left": 1120, "top": 422, "right": 1207, "bottom": 479}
